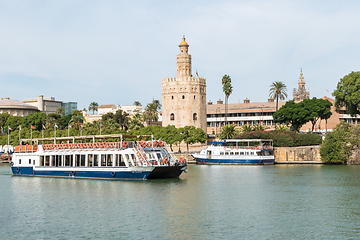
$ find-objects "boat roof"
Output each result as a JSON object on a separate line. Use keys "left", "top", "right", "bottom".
{"left": 21, "top": 134, "right": 153, "bottom": 143}
{"left": 213, "top": 139, "right": 273, "bottom": 143}
{"left": 225, "top": 139, "right": 273, "bottom": 142}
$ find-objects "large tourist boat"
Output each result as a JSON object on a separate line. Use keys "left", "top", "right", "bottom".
{"left": 192, "top": 139, "right": 275, "bottom": 165}
{"left": 10, "top": 134, "right": 188, "bottom": 180}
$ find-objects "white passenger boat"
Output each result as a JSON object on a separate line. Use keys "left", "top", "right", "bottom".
{"left": 192, "top": 139, "right": 275, "bottom": 165}
{"left": 10, "top": 134, "right": 188, "bottom": 180}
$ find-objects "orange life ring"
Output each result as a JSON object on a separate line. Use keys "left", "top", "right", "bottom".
{"left": 43, "top": 145, "right": 47, "bottom": 150}
{"left": 146, "top": 142, "right": 152, "bottom": 147}
{"left": 158, "top": 141, "right": 163, "bottom": 147}
{"left": 153, "top": 140, "right": 158, "bottom": 147}
{"left": 122, "top": 141, "right": 128, "bottom": 148}
{"left": 223, "top": 147, "right": 226, "bottom": 150}
{"left": 230, "top": 147, "right": 234, "bottom": 150}
{"left": 235, "top": 147, "right": 239, "bottom": 150}
{"left": 164, "top": 158, "right": 168, "bottom": 164}
{"left": 136, "top": 152, "right": 141, "bottom": 157}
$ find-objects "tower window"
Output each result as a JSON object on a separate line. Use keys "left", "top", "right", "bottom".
{"left": 172, "top": 96, "right": 174, "bottom": 100}
{"left": 182, "top": 95, "right": 185, "bottom": 99}
{"left": 194, "top": 95, "right": 196, "bottom": 99}
{"left": 193, "top": 113, "right": 197, "bottom": 120}
{"left": 170, "top": 113, "right": 175, "bottom": 121}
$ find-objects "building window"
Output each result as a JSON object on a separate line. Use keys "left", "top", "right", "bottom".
{"left": 171, "top": 96, "right": 174, "bottom": 99}
{"left": 193, "top": 113, "right": 197, "bottom": 120}
{"left": 194, "top": 95, "right": 196, "bottom": 99}
{"left": 170, "top": 113, "right": 175, "bottom": 121}
{"left": 29, "top": 159, "right": 31, "bottom": 164}
{"left": 19, "top": 159, "right": 21, "bottom": 164}
{"left": 182, "top": 95, "right": 185, "bottom": 99}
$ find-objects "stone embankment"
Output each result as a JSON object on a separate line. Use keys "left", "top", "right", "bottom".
{"left": 273, "top": 145, "right": 322, "bottom": 164}
{"left": 177, "top": 145, "right": 323, "bottom": 164}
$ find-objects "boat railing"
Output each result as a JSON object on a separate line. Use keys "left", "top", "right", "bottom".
{"left": 223, "top": 145, "right": 273, "bottom": 150}
{"left": 14, "top": 145, "right": 38, "bottom": 153}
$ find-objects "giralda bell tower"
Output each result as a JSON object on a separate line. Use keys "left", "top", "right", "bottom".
{"left": 161, "top": 37, "right": 207, "bottom": 132}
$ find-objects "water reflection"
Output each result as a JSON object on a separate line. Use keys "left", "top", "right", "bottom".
{"left": 1, "top": 164, "right": 360, "bottom": 239}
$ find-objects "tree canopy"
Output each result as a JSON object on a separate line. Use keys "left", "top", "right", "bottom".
{"left": 273, "top": 100, "right": 309, "bottom": 132}
{"left": 273, "top": 98, "right": 332, "bottom": 132}
{"left": 89, "top": 102, "right": 99, "bottom": 114}
{"left": 333, "top": 71, "right": 360, "bottom": 117}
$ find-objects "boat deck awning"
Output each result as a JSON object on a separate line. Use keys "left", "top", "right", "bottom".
{"left": 21, "top": 134, "right": 153, "bottom": 144}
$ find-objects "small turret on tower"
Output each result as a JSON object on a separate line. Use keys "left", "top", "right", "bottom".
{"left": 177, "top": 36, "right": 192, "bottom": 79}
{"left": 293, "top": 70, "right": 310, "bottom": 102}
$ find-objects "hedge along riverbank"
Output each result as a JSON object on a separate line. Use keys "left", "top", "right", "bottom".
{"left": 234, "top": 130, "right": 322, "bottom": 147}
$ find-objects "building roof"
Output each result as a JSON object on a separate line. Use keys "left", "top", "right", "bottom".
{"left": 207, "top": 101, "right": 287, "bottom": 112}
{"left": 0, "top": 98, "right": 39, "bottom": 110}
{"left": 98, "top": 104, "right": 116, "bottom": 108}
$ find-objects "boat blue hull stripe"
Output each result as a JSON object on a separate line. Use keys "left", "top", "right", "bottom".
{"left": 11, "top": 167, "right": 151, "bottom": 180}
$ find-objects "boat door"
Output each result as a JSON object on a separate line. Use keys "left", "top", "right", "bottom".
{"left": 207, "top": 150, "right": 212, "bottom": 159}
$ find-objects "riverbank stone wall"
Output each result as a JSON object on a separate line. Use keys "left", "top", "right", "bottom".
{"left": 274, "top": 145, "right": 322, "bottom": 163}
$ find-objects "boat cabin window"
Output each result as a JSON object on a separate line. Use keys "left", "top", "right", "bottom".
{"left": 33, "top": 160, "right": 35, "bottom": 165}
{"left": 115, "top": 154, "right": 125, "bottom": 166}
{"left": 225, "top": 152, "right": 229, "bottom": 155}
{"left": 94, "top": 155, "right": 98, "bottom": 167}
{"left": 107, "top": 154, "right": 113, "bottom": 167}
{"left": 45, "top": 156, "right": 50, "bottom": 166}
{"left": 240, "top": 152, "right": 244, "bottom": 155}
{"left": 156, "top": 153, "right": 162, "bottom": 159}
{"left": 220, "top": 152, "right": 224, "bottom": 155}
{"left": 230, "top": 152, "right": 234, "bottom": 155}
{"left": 51, "top": 156, "right": 56, "bottom": 166}
{"left": 40, "top": 156, "right": 44, "bottom": 166}
{"left": 81, "top": 155, "right": 86, "bottom": 166}
{"left": 29, "top": 159, "right": 31, "bottom": 164}
{"left": 235, "top": 152, "right": 239, "bottom": 155}
{"left": 251, "top": 152, "right": 254, "bottom": 155}
{"left": 64, "top": 155, "right": 73, "bottom": 166}
{"left": 88, "top": 155, "right": 93, "bottom": 167}
{"left": 101, "top": 154, "right": 106, "bottom": 166}
{"left": 19, "top": 159, "right": 21, "bottom": 164}
{"left": 76, "top": 155, "right": 85, "bottom": 166}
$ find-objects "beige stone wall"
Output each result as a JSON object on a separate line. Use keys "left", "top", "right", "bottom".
{"left": 274, "top": 145, "right": 322, "bottom": 163}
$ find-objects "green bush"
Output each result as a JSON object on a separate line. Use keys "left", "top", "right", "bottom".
{"left": 320, "top": 122, "right": 360, "bottom": 164}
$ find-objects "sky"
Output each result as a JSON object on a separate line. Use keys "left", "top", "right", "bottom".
{"left": 1, "top": 0, "right": 360, "bottom": 110}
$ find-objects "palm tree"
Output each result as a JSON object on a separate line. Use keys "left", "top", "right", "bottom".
{"left": 219, "top": 124, "right": 237, "bottom": 140}
{"left": 269, "top": 81, "right": 287, "bottom": 127}
{"left": 89, "top": 102, "right": 99, "bottom": 114}
{"left": 143, "top": 100, "right": 161, "bottom": 125}
{"left": 114, "top": 110, "right": 129, "bottom": 130}
{"left": 128, "top": 113, "right": 144, "bottom": 130}
{"left": 134, "top": 101, "right": 142, "bottom": 106}
{"left": 69, "top": 114, "right": 85, "bottom": 130}
{"left": 222, "top": 75, "right": 233, "bottom": 125}
{"left": 56, "top": 106, "right": 65, "bottom": 116}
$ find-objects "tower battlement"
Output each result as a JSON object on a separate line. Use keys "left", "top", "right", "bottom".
{"left": 162, "top": 76, "right": 206, "bottom": 84}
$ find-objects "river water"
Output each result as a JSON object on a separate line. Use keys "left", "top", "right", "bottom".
{"left": 0, "top": 164, "right": 359, "bottom": 239}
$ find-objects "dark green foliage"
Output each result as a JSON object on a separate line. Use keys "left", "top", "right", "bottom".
{"left": 219, "top": 124, "right": 238, "bottom": 139}
{"left": 333, "top": 71, "right": 360, "bottom": 117}
{"left": 320, "top": 122, "right": 360, "bottom": 164}
{"left": 273, "top": 98, "right": 332, "bottom": 132}
{"left": 235, "top": 130, "right": 322, "bottom": 147}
